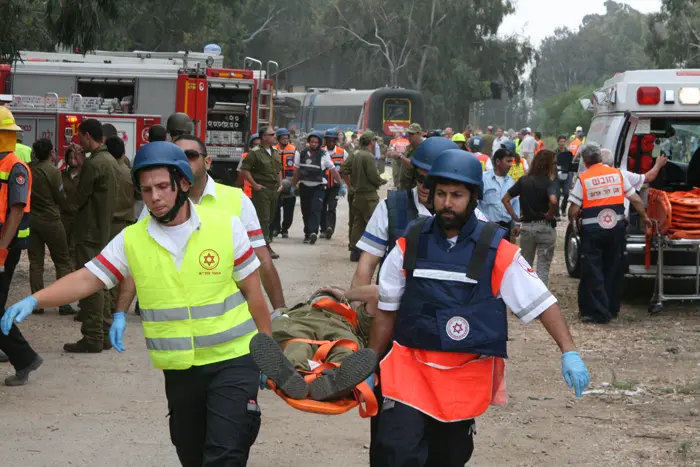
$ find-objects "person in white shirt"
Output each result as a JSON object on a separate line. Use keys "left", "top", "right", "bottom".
{"left": 293, "top": 131, "right": 342, "bottom": 244}
{"left": 492, "top": 127, "right": 509, "bottom": 155}
{"left": 519, "top": 128, "right": 537, "bottom": 165}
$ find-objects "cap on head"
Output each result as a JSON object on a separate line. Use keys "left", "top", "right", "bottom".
{"left": 411, "top": 137, "right": 459, "bottom": 171}
{"left": 429, "top": 149, "right": 484, "bottom": 198}
{"left": 468, "top": 136, "right": 484, "bottom": 150}
{"left": 576, "top": 126, "right": 583, "bottom": 132}
{"left": 132, "top": 141, "right": 194, "bottom": 187}
{"left": 452, "top": 133, "right": 466, "bottom": 143}
{"left": 406, "top": 123, "right": 423, "bottom": 135}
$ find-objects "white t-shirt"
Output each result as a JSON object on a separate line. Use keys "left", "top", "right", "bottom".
{"left": 294, "top": 149, "right": 337, "bottom": 186}
{"left": 520, "top": 135, "right": 537, "bottom": 156}
{"left": 86, "top": 200, "right": 260, "bottom": 289}
{"left": 378, "top": 236, "right": 556, "bottom": 324}
{"left": 356, "top": 188, "right": 489, "bottom": 257}
{"left": 138, "top": 175, "right": 266, "bottom": 248}
{"left": 492, "top": 136, "right": 509, "bottom": 155}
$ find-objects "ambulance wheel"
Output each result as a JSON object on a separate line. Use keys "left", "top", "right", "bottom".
{"left": 648, "top": 302, "right": 664, "bottom": 315}
{"left": 564, "top": 223, "right": 581, "bottom": 278}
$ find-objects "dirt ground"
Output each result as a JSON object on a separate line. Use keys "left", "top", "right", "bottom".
{"left": 2, "top": 176, "right": 699, "bottom": 467}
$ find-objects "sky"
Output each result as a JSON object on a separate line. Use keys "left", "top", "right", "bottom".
{"left": 499, "top": 0, "right": 662, "bottom": 46}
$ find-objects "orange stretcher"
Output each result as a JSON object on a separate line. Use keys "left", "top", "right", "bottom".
{"left": 266, "top": 298, "right": 379, "bottom": 418}
{"left": 645, "top": 188, "right": 700, "bottom": 314}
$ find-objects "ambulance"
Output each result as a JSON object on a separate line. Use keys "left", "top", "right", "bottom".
{"left": 565, "top": 70, "right": 700, "bottom": 279}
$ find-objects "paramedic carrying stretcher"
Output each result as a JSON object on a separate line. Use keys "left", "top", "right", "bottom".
{"left": 368, "top": 148, "right": 590, "bottom": 466}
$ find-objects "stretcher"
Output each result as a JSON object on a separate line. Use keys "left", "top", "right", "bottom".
{"left": 646, "top": 189, "right": 700, "bottom": 314}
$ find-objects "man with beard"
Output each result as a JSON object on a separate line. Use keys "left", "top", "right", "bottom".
{"left": 368, "top": 149, "right": 590, "bottom": 465}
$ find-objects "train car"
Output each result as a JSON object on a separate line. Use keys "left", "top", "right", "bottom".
{"left": 274, "top": 87, "right": 424, "bottom": 142}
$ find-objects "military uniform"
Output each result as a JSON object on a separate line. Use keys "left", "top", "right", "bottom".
{"left": 240, "top": 145, "right": 281, "bottom": 244}
{"left": 70, "top": 145, "right": 119, "bottom": 350}
{"left": 397, "top": 143, "right": 417, "bottom": 190}
{"left": 61, "top": 168, "right": 80, "bottom": 268}
{"left": 27, "top": 160, "right": 72, "bottom": 295}
{"left": 348, "top": 143, "right": 386, "bottom": 248}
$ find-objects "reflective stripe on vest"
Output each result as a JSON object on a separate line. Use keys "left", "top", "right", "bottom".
{"left": 0, "top": 153, "right": 31, "bottom": 245}
{"left": 123, "top": 205, "right": 256, "bottom": 370}
{"left": 277, "top": 144, "right": 297, "bottom": 178}
{"left": 579, "top": 163, "right": 626, "bottom": 231}
{"left": 298, "top": 149, "right": 324, "bottom": 183}
{"left": 509, "top": 161, "right": 526, "bottom": 181}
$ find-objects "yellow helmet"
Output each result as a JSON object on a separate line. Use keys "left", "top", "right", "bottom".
{"left": 452, "top": 133, "right": 466, "bottom": 143}
{"left": 0, "top": 106, "right": 22, "bottom": 132}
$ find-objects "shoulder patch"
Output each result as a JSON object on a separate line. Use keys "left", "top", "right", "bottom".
{"left": 15, "top": 174, "right": 26, "bottom": 185}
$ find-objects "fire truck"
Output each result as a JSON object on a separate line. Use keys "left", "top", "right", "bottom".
{"left": 0, "top": 50, "right": 277, "bottom": 172}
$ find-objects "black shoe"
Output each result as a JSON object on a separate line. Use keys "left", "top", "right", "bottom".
{"left": 59, "top": 305, "right": 76, "bottom": 316}
{"left": 580, "top": 314, "right": 610, "bottom": 324}
{"left": 303, "top": 236, "right": 310, "bottom": 244}
{"left": 281, "top": 231, "right": 289, "bottom": 239}
{"left": 325, "top": 227, "right": 333, "bottom": 240}
{"left": 63, "top": 338, "right": 103, "bottom": 353}
{"left": 34, "top": 308, "right": 45, "bottom": 315}
{"left": 272, "top": 230, "right": 280, "bottom": 238}
{"left": 249, "top": 333, "right": 309, "bottom": 399}
{"left": 0, "top": 351, "right": 9, "bottom": 363}
{"left": 5, "top": 355, "right": 43, "bottom": 386}
{"left": 267, "top": 245, "right": 280, "bottom": 259}
{"left": 73, "top": 313, "right": 83, "bottom": 322}
{"left": 350, "top": 248, "right": 361, "bottom": 262}
{"left": 309, "top": 233, "right": 318, "bottom": 245}
{"left": 308, "top": 349, "right": 377, "bottom": 401}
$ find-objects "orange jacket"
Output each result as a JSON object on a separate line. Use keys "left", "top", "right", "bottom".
{"left": 324, "top": 145, "right": 345, "bottom": 188}
{"left": 476, "top": 153, "right": 490, "bottom": 172}
{"left": 240, "top": 152, "right": 253, "bottom": 198}
{"left": 569, "top": 138, "right": 583, "bottom": 156}
{"left": 579, "top": 163, "right": 626, "bottom": 230}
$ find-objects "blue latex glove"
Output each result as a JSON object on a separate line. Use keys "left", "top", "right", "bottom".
{"left": 289, "top": 186, "right": 297, "bottom": 197}
{"left": 339, "top": 185, "right": 348, "bottom": 197}
{"left": 1, "top": 296, "right": 38, "bottom": 335}
{"left": 561, "top": 351, "right": 590, "bottom": 398}
{"left": 109, "top": 312, "right": 127, "bottom": 352}
{"left": 364, "top": 374, "right": 376, "bottom": 391}
{"left": 259, "top": 373, "right": 268, "bottom": 390}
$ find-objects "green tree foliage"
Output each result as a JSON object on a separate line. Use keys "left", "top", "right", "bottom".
{"left": 647, "top": 0, "right": 700, "bottom": 68}
{"left": 533, "top": 85, "right": 597, "bottom": 136}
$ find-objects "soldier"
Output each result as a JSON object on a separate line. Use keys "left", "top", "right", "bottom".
{"left": 101, "top": 123, "right": 119, "bottom": 142}
{"left": 27, "top": 138, "right": 74, "bottom": 316}
{"left": 65, "top": 119, "right": 120, "bottom": 353}
{"left": 344, "top": 131, "right": 387, "bottom": 262}
{"left": 390, "top": 123, "right": 424, "bottom": 190}
{"left": 61, "top": 146, "right": 82, "bottom": 271}
{"left": 375, "top": 135, "right": 388, "bottom": 175}
{"left": 166, "top": 112, "right": 194, "bottom": 141}
{"left": 239, "top": 127, "right": 282, "bottom": 259}
{"left": 104, "top": 136, "right": 136, "bottom": 316}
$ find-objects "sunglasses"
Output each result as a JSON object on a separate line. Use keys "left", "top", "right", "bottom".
{"left": 184, "top": 149, "right": 205, "bottom": 160}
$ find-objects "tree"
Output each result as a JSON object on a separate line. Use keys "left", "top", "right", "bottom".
{"left": 647, "top": 0, "right": 700, "bottom": 68}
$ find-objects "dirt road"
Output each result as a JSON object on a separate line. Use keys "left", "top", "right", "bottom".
{"left": 1, "top": 183, "right": 699, "bottom": 466}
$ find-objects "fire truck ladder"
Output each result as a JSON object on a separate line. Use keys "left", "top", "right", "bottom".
{"left": 243, "top": 58, "right": 278, "bottom": 131}
{"left": 6, "top": 92, "right": 127, "bottom": 114}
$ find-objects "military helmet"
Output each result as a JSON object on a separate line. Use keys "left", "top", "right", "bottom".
{"left": 166, "top": 112, "right": 194, "bottom": 135}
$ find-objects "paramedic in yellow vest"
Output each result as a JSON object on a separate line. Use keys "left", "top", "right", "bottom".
{"left": 119, "top": 134, "right": 287, "bottom": 320}
{"left": 14, "top": 132, "right": 32, "bottom": 163}
{"left": 370, "top": 149, "right": 590, "bottom": 466}
{"left": 2, "top": 141, "right": 273, "bottom": 466}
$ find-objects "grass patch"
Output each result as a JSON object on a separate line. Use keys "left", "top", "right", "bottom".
{"left": 678, "top": 440, "right": 691, "bottom": 461}
{"left": 678, "top": 381, "right": 700, "bottom": 395}
{"left": 610, "top": 370, "right": 638, "bottom": 391}
{"left": 647, "top": 334, "right": 672, "bottom": 342}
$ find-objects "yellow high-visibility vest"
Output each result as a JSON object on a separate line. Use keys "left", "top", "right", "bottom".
{"left": 124, "top": 205, "right": 256, "bottom": 370}
{"left": 204, "top": 182, "right": 243, "bottom": 217}
{"left": 509, "top": 160, "right": 526, "bottom": 181}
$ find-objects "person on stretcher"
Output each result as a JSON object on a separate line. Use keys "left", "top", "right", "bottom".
{"left": 249, "top": 285, "right": 377, "bottom": 402}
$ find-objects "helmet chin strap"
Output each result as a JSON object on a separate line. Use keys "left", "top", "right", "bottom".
{"left": 151, "top": 168, "right": 190, "bottom": 224}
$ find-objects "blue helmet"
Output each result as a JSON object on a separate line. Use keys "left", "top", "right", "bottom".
{"left": 468, "top": 136, "right": 484, "bottom": 151}
{"left": 325, "top": 129, "right": 339, "bottom": 139}
{"left": 307, "top": 131, "right": 323, "bottom": 142}
{"left": 500, "top": 139, "right": 516, "bottom": 153}
{"left": 276, "top": 128, "right": 290, "bottom": 138}
{"left": 429, "top": 149, "right": 484, "bottom": 198}
{"left": 249, "top": 134, "right": 260, "bottom": 145}
{"left": 411, "top": 137, "right": 459, "bottom": 171}
{"left": 132, "top": 141, "right": 193, "bottom": 188}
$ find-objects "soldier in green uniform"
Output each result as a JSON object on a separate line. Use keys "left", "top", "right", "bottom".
{"left": 61, "top": 146, "right": 82, "bottom": 271}
{"left": 27, "top": 138, "right": 74, "bottom": 316}
{"left": 347, "top": 131, "right": 386, "bottom": 262}
{"left": 239, "top": 126, "right": 282, "bottom": 258}
{"left": 391, "top": 123, "right": 424, "bottom": 190}
{"left": 65, "top": 119, "right": 120, "bottom": 353}
{"left": 104, "top": 136, "right": 136, "bottom": 316}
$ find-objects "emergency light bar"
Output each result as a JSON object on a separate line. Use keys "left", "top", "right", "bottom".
{"left": 679, "top": 88, "right": 700, "bottom": 105}
{"left": 637, "top": 86, "right": 660, "bottom": 105}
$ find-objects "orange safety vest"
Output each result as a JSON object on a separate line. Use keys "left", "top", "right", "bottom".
{"left": 0, "top": 153, "right": 32, "bottom": 247}
{"left": 390, "top": 137, "right": 410, "bottom": 154}
{"left": 536, "top": 139, "right": 545, "bottom": 154}
{"left": 379, "top": 237, "right": 519, "bottom": 422}
{"left": 266, "top": 297, "right": 378, "bottom": 418}
{"left": 240, "top": 152, "right": 253, "bottom": 198}
{"left": 569, "top": 138, "right": 583, "bottom": 156}
{"left": 324, "top": 145, "right": 345, "bottom": 188}
{"left": 476, "top": 153, "right": 490, "bottom": 172}
{"left": 277, "top": 143, "right": 297, "bottom": 178}
{"left": 579, "top": 163, "right": 626, "bottom": 230}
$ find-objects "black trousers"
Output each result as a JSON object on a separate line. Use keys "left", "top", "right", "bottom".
{"left": 0, "top": 248, "right": 39, "bottom": 371}
{"left": 578, "top": 227, "right": 626, "bottom": 322}
{"left": 374, "top": 400, "right": 475, "bottom": 467}
{"left": 164, "top": 354, "right": 261, "bottom": 467}
{"left": 320, "top": 185, "right": 341, "bottom": 233}
{"left": 299, "top": 184, "right": 325, "bottom": 236}
{"left": 271, "top": 195, "right": 296, "bottom": 234}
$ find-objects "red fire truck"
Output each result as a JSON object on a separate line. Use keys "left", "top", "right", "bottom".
{"left": 0, "top": 50, "right": 277, "bottom": 169}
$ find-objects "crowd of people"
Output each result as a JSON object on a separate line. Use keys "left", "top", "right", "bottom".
{"left": 0, "top": 107, "right": 595, "bottom": 466}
